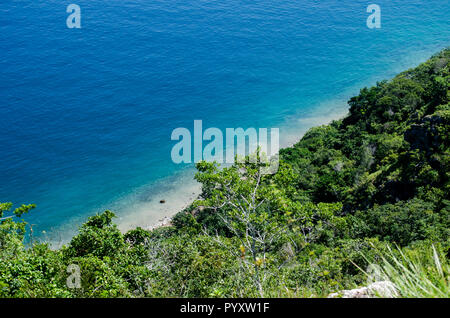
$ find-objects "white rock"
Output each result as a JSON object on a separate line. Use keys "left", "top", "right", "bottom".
{"left": 328, "top": 281, "right": 398, "bottom": 298}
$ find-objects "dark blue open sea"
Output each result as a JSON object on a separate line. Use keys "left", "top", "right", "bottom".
{"left": 1, "top": 0, "right": 449, "bottom": 244}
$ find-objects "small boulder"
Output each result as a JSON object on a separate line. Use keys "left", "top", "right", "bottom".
{"left": 328, "top": 281, "right": 398, "bottom": 298}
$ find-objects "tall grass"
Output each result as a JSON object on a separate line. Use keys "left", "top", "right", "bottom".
{"left": 361, "top": 244, "right": 449, "bottom": 298}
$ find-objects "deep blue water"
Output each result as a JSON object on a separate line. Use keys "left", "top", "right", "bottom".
{"left": 1, "top": 0, "right": 449, "bottom": 244}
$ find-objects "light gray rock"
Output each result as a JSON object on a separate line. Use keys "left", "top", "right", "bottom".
{"left": 328, "top": 281, "right": 398, "bottom": 298}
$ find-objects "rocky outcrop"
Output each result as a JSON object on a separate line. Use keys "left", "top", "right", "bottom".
{"left": 404, "top": 113, "right": 445, "bottom": 154}
{"left": 328, "top": 281, "right": 398, "bottom": 298}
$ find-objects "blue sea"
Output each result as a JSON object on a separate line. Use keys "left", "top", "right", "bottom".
{"left": 1, "top": 0, "right": 449, "bottom": 244}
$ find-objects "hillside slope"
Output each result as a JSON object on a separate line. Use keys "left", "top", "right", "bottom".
{"left": 0, "top": 49, "right": 448, "bottom": 298}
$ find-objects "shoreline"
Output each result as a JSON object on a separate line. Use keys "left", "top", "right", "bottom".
{"left": 128, "top": 48, "right": 438, "bottom": 233}
{"left": 46, "top": 48, "right": 441, "bottom": 245}
{"left": 133, "top": 109, "right": 349, "bottom": 233}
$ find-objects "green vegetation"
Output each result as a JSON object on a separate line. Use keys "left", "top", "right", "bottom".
{"left": 1, "top": 49, "right": 449, "bottom": 298}
{"left": 358, "top": 244, "right": 449, "bottom": 298}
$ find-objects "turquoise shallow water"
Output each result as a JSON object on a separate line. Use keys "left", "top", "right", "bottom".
{"left": 0, "top": 0, "right": 449, "bottom": 244}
